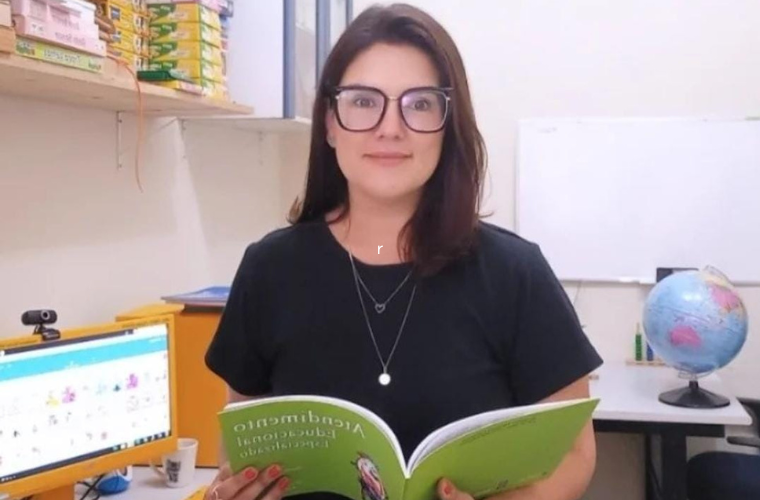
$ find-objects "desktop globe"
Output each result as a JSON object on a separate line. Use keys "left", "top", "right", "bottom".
{"left": 642, "top": 266, "right": 748, "bottom": 408}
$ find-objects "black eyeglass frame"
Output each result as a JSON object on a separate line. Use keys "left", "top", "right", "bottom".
{"left": 330, "top": 85, "right": 453, "bottom": 133}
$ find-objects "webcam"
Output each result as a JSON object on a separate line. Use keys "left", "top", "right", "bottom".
{"left": 21, "top": 309, "right": 61, "bottom": 341}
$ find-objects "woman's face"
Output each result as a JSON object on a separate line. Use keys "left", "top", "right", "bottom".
{"left": 326, "top": 43, "right": 446, "bottom": 206}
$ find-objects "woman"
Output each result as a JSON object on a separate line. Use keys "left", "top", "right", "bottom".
{"left": 204, "top": 4, "right": 603, "bottom": 500}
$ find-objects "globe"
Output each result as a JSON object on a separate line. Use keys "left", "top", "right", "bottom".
{"left": 642, "top": 266, "right": 749, "bottom": 408}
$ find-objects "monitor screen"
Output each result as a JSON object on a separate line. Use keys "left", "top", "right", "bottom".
{"left": 0, "top": 322, "right": 172, "bottom": 485}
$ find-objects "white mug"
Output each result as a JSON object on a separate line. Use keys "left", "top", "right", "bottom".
{"left": 150, "top": 437, "right": 198, "bottom": 488}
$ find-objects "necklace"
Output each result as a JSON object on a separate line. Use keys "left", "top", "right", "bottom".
{"left": 356, "top": 267, "right": 412, "bottom": 314}
{"left": 348, "top": 250, "right": 416, "bottom": 386}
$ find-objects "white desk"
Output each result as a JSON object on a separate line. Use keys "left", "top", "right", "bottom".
{"left": 75, "top": 467, "right": 217, "bottom": 500}
{"left": 591, "top": 363, "right": 752, "bottom": 426}
{"left": 590, "top": 363, "right": 753, "bottom": 500}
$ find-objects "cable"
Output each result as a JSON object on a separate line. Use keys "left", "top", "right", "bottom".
{"left": 109, "top": 56, "right": 145, "bottom": 193}
{"left": 76, "top": 474, "right": 104, "bottom": 500}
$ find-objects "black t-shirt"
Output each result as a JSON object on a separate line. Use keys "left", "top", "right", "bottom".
{"left": 205, "top": 218, "right": 603, "bottom": 475}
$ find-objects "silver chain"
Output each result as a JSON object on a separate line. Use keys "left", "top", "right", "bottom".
{"left": 348, "top": 249, "right": 416, "bottom": 378}
{"left": 356, "top": 267, "right": 412, "bottom": 314}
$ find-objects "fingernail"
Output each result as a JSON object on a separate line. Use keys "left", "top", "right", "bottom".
{"left": 278, "top": 477, "right": 291, "bottom": 490}
{"left": 268, "top": 464, "right": 282, "bottom": 478}
{"left": 245, "top": 468, "right": 258, "bottom": 480}
{"left": 443, "top": 480, "right": 453, "bottom": 496}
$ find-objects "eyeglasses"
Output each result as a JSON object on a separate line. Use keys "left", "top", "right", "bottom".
{"left": 331, "top": 85, "right": 452, "bottom": 133}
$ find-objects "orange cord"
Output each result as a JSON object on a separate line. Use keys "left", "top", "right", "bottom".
{"left": 110, "top": 56, "right": 144, "bottom": 193}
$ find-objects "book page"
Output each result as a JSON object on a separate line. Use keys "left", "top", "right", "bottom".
{"left": 408, "top": 399, "right": 583, "bottom": 469}
{"left": 403, "top": 399, "right": 598, "bottom": 500}
{"left": 220, "top": 395, "right": 408, "bottom": 500}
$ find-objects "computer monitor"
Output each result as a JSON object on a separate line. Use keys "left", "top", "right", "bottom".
{"left": 0, "top": 315, "right": 179, "bottom": 499}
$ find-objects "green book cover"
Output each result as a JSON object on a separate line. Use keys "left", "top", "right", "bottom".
{"left": 218, "top": 396, "right": 599, "bottom": 500}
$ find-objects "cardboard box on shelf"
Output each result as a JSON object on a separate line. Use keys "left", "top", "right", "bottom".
{"left": 0, "top": 24, "right": 14, "bottom": 52}
{"left": 152, "top": 78, "right": 203, "bottom": 94}
{"left": 146, "top": 0, "right": 222, "bottom": 16}
{"left": 97, "top": 3, "right": 148, "bottom": 35}
{"left": 11, "top": 0, "right": 96, "bottom": 24}
{"left": 200, "top": 78, "right": 227, "bottom": 100}
{"left": 111, "top": 25, "right": 148, "bottom": 55}
{"left": 149, "top": 39, "right": 222, "bottom": 65}
{"left": 148, "top": 57, "right": 223, "bottom": 83}
{"left": 93, "top": 0, "right": 147, "bottom": 16}
{"left": 110, "top": 46, "right": 148, "bottom": 70}
{"left": 148, "top": 3, "right": 220, "bottom": 30}
{"left": 15, "top": 35, "right": 104, "bottom": 72}
{"left": 13, "top": 14, "right": 106, "bottom": 56}
{"left": 0, "top": 0, "right": 11, "bottom": 28}
{"left": 149, "top": 21, "right": 221, "bottom": 47}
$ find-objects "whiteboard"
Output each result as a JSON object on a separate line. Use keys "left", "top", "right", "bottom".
{"left": 516, "top": 117, "right": 760, "bottom": 285}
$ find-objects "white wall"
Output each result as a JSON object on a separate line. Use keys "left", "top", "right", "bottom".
{"left": 0, "top": 95, "right": 309, "bottom": 337}
{"left": 348, "top": 1, "right": 760, "bottom": 499}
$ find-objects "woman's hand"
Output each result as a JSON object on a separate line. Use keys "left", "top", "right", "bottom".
{"left": 205, "top": 462, "right": 291, "bottom": 500}
{"left": 436, "top": 479, "right": 475, "bottom": 500}
{"left": 437, "top": 478, "right": 543, "bottom": 500}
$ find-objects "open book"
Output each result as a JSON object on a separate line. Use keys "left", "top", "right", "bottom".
{"left": 218, "top": 396, "right": 599, "bottom": 500}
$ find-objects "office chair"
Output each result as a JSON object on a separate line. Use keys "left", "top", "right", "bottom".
{"left": 686, "top": 398, "right": 760, "bottom": 500}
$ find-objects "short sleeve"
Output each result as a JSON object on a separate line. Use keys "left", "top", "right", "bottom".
{"left": 205, "top": 243, "right": 273, "bottom": 396}
{"left": 508, "top": 244, "right": 603, "bottom": 405}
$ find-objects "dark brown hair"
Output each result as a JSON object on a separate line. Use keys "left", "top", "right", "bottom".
{"left": 288, "top": 3, "right": 487, "bottom": 277}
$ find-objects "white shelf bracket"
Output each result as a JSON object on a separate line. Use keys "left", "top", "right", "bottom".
{"left": 116, "top": 111, "right": 124, "bottom": 170}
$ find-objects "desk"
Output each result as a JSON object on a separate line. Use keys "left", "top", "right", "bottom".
{"left": 74, "top": 467, "right": 217, "bottom": 500}
{"left": 590, "top": 363, "right": 752, "bottom": 500}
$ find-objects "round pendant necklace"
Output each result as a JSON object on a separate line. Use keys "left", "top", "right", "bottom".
{"left": 348, "top": 249, "right": 416, "bottom": 386}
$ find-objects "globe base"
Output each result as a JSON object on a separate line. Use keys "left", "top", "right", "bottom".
{"left": 659, "top": 380, "right": 730, "bottom": 409}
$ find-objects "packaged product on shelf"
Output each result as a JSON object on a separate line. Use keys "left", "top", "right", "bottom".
{"left": 149, "top": 39, "right": 222, "bottom": 65}
{"left": 15, "top": 35, "right": 104, "bottom": 72}
{"left": 147, "top": 57, "right": 223, "bottom": 83}
{"left": 149, "top": 20, "right": 220, "bottom": 46}
{"left": 0, "top": 25, "right": 14, "bottom": 53}
{"left": 146, "top": 0, "right": 222, "bottom": 13}
{"left": 1, "top": 0, "right": 12, "bottom": 28}
{"left": 110, "top": 46, "right": 148, "bottom": 70}
{"left": 200, "top": 78, "right": 227, "bottom": 100}
{"left": 147, "top": 3, "right": 220, "bottom": 30}
{"left": 92, "top": 0, "right": 147, "bottom": 15}
{"left": 12, "top": 14, "right": 106, "bottom": 56}
{"left": 111, "top": 25, "right": 147, "bottom": 56}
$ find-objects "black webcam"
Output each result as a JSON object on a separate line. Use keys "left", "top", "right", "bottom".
{"left": 21, "top": 309, "right": 61, "bottom": 341}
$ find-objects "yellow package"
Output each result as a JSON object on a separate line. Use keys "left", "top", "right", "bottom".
{"left": 148, "top": 4, "right": 221, "bottom": 31}
{"left": 111, "top": 47, "right": 148, "bottom": 71}
{"left": 112, "top": 27, "right": 149, "bottom": 57}
{"left": 95, "top": 0, "right": 147, "bottom": 16}
{"left": 150, "top": 22, "right": 222, "bottom": 48}
{"left": 101, "top": 4, "right": 149, "bottom": 36}
{"left": 153, "top": 79, "right": 203, "bottom": 95}
{"left": 149, "top": 41, "right": 224, "bottom": 66}
{"left": 147, "top": 58, "right": 225, "bottom": 83}
{"left": 201, "top": 79, "right": 229, "bottom": 101}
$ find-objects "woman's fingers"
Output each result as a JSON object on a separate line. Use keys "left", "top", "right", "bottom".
{"left": 258, "top": 476, "right": 292, "bottom": 500}
{"left": 233, "top": 464, "right": 287, "bottom": 500}
{"left": 209, "top": 465, "right": 260, "bottom": 500}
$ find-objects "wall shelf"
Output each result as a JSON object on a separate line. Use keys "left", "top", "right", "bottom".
{"left": 182, "top": 116, "right": 312, "bottom": 133}
{"left": 0, "top": 53, "right": 252, "bottom": 116}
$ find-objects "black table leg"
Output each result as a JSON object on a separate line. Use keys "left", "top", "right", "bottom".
{"left": 661, "top": 430, "right": 688, "bottom": 500}
{"left": 645, "top": 434, "right": 656, "bottom": 500}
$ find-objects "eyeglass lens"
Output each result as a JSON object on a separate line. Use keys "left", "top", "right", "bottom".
{"left": 336, "top": 88, "right": 448, "bottom": 132}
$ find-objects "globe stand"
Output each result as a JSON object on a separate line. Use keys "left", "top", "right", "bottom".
{"left": 659, "top": 379, "right": 730, "bottom": 408}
